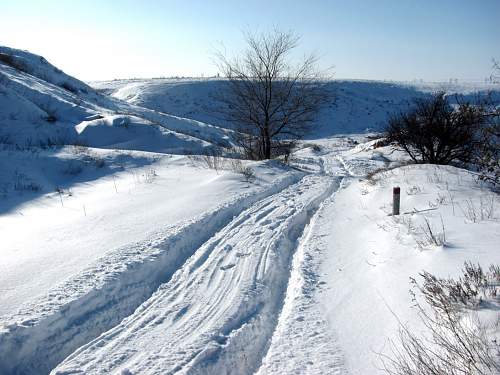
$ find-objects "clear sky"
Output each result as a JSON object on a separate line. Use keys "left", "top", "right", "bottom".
{"left": 1, "top": 0, "right": 499, "bottom": 82}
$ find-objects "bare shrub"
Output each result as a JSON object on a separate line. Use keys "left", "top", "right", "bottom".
{"left": 479, "top": 195, "right": 496, "bottom": 220}
{"left": 228, "top": 159, "right": 255, "bottom": 182}
{"left": 385, "top": 92, "right": 484, "bottom": 165}
{"left": 63, "top": 161, "right": 83, "bottom": 175}
{"left": 380, "top": 263, "right": 500, "bottom": 375}
{"left": 366, "top": 166, "right": 397, "bottom": 185}
{"left": 0, "top": 134, "right": 12, "bottom": 145}
{"left": 366, "top": 167, "right": 389, "bottom": 185}
{"left": 61, "top": 82, "right": 78, "bottom": 94}
{"left": 71, "top": 144, "right": 89, "bottom": 155}
{"left": 427, "top": 169, "right": 446, "bottom": 184}
{"left": 13, "top": 170, "right": 41, "bottom": 192}
{"left": 90, "top": 154, "right": 105, "bottom": 168}
{"left": 489, "top": 264, "right": 500, "bottom": 282}
{"left": 459, "top": 196, "right": 497, "bottom": 223}
{"left": 70, "top": 145, "right": 106, "bottom": 168}
{"left": 406, "top": 185, "right": 422, "bottom": 195}
{"left": 81, "top": 151, "right": 105, "bottom": 168}
{"left": 474, "top": 98, "right": 499, "bottom": 187}
{"left": 240, "top": 167, "right": 256, "bottom": 182}
{"left": 460, "top": 199, "right": 479, "bottom": 223}
{"left": 395, "top": 214, "right": 417, "bottom": 235}
{"left": 201, "top": 147, "right": 223, "bottom": 172}
{"left": 417, "top": 216, "right": 446, "bottom": 248}
{"left": 185, "top": 152, "right": 199, "bottom": 167}
{"left": 303, "top": 143, "right": 322, "bottom": 152}
{"left": 0, "top": 53, "right": 27, "bottom": 72}
{"left": 274, "top": 141, "right": 296, "bottom": 164}
{"left": 143, "top": 168, "right": 157, "bottom": 183}
{"left": 417, "top": 262, "right": 492, "bottom": 309}
{"left": 373, "top": 138, "right": 391, "bottom": 149}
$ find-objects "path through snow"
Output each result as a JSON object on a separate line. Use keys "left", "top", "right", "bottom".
{"left": 53, "top": 170, "right": 344, "bottom": 374}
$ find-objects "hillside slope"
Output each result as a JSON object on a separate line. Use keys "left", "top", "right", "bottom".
{"left": 92, "top": 78, "right": 500, "bottom": 138}
{"left": 0, "top": 46, "right": 233, "bottom": 152}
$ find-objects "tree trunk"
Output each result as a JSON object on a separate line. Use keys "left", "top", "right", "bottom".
{"left": 263, "top": 128, "right": 271, "bottom": 159}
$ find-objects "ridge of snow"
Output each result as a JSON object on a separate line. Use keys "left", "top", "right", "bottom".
{"left": 52, "top": 174, "right": 336, "bottom": 375}
{"left": 0, "top": 167, "right": 300, "bottom": 375}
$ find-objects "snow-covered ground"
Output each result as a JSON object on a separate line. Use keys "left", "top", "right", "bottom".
{"left": 1, "top": 46, "right": 499, "bottom": 374}
{"left": 0, "top": 150, "right": 297, "bottom": 317}
{"left": 317, "top": 160, "right": 500, "bottom": 374}
{"left": 92, "top": 78, "right": 499, "bottom": 138}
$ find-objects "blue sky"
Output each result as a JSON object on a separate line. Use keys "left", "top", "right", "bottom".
{"left": 1, "top": 0, "right": 499, "bottom": 81}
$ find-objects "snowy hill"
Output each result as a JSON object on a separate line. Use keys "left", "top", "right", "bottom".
{"left": 92, "top": 78, "right": 500, "bottom": 138}
{"left": 0, "top": 47, "right": 232, "bottom": 151}
{"left": 0, "top": 46, "right": 238, "bottom": 215}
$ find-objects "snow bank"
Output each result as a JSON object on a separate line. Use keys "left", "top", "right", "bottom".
{"left": 51, "top": 174, "right": 335, "bottom": 375}
{"left": 0, "top": 165, "right": 301, "bottom": 375}
{"left": 75, "top": 114, "right": 209, "bottom": 153}
{"left": 0, "top": 46, "right": 93, "bottom": 95}
{"left": 317, "top": 143, "right": 500, "bottom": 374}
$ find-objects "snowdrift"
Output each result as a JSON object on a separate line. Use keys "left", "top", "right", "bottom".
{"left": 0, "top": 46, "right": 229, "bottom": 152}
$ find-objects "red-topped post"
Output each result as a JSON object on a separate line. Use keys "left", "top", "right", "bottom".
{"left": 393, "top": 186, "right": 401, "bottom": 216}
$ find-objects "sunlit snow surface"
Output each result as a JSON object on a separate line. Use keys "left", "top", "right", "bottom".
{"left": 1, "top": 46, "right": 499, "bottom": 374}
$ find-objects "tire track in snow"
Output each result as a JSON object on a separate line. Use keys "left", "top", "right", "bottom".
{"left": 52, "top": 175, "right": 336, "bottom": 375}
{"left": 253, "top": 151, "right": 350, "bottom": 375}
{"left": 255, "top": 191, "right": 348, "bottom": 375}
{"left": 0, "top": 172, "right": 300, "bottom": 375}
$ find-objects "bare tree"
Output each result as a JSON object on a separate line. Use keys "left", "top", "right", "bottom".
{"left": 491, "top": 59, "right": 499, "bottom": 83}
{"left": 214, "top": 30, "right": 330, "bottom": 160}
{"left": 385, "top": 92, "right": 485, "bottom": 165}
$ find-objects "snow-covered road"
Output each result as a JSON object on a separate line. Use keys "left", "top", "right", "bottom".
{"left": 52, "top": 171, "right": 341, "bottom": 374}
{"left": 1, "top": 139, "right": 360, "bottom": 375}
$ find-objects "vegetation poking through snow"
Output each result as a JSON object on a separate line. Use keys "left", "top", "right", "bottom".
{"left": 0, "top": 53, "right": 27, "bottom": 72}
{"left": 13, "top": 170, "right": 41, "bottom": 192}
{"left": 228, "top": 158, "right": 256, "bottom": 182}
{"left": 381, "top": 262, "right": 500, "bottom": 375}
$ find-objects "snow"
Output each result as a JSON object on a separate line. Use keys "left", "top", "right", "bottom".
{"left": 52, "top": 173, "right": 335, "bottom": 375}
{"left": 315, "top": 147, "right": 500, "bottom": 374}
{"left": 0, "top": 47, "right": 232, "bottom": 152}
{"left": 1, "top": 45, "right": 499, "bottom": 374}
{"left": 0, "top": 155, "right": 301, "bottom": 374}
{"left": 92, "top": 78, "right": 500, "bottom": 138}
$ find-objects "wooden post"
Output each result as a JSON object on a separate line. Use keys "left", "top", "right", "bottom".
{"left": 393, "top": 186, "right": 400, "bottom": 216}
